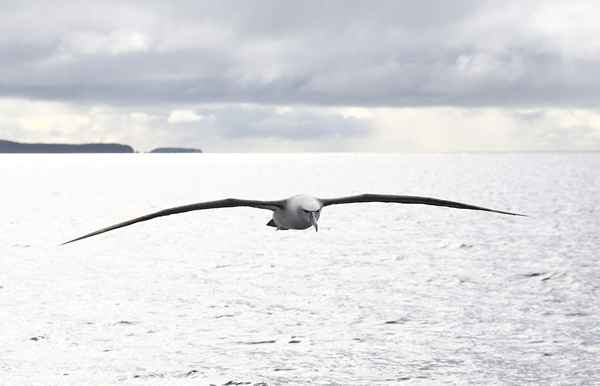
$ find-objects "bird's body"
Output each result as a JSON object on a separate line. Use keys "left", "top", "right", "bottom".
{"left": 272, "top": 194, "right": 322, "bottom": 230}
{"left": 62, "top": 193, "right": 524, "bottom": 245}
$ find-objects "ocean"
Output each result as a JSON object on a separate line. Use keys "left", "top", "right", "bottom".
{"left": 1, "top": 153, "right": 599, "bottom": 385}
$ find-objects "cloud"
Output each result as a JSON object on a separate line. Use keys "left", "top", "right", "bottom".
{"left": 0, "top": 99, "right": 372, "bottom": 151}
{"left": 187, "top": 104, "right": 369, "bottom": 140}
{"left": 0, "top": 1, "right": 598, "bottom": 108}
{"left": 1, "top": 1, "right": 599, "bottom": 151}
{"left": 59, "top": 31, "right": 150, "bottom": 57}
{"left": 3, "top": 97, "right": 597, "bottom": 152}
{"left": 167, "top": 109, "right": 205, "bottom": 123}
{"left": 159, "top": 104, "right": 372, "bottom": 151}
{"left": 358, "top": 107, "right": 600, "bottom": 152}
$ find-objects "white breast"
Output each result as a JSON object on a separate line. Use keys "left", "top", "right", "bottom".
{"left": 273, "top": 195, "right": 322, "bottom": 230}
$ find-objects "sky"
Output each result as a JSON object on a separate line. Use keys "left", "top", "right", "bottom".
{"left": 1, "top": 0, "right": 599, "bottom": 152}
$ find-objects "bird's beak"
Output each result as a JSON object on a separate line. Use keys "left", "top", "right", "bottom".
{"left": 310, "top": 212, "right": 318, "bottom": 232}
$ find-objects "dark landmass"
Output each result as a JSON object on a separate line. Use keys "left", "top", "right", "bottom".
{"left": 149, "top": 147, "right": 203, "bottom": 153}
{"left": 0, "top": 139, "right": 204, "bottom": 154}
{"left": 0, "top": 139, "right": 134, "bottom": 153}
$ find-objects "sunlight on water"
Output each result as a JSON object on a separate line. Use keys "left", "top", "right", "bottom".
{"left": 1, "top": 153, "right": 599, "bottom": 385}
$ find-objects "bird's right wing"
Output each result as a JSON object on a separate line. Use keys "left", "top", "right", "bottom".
{"left": 62, "top": 198, "right": 285, "bottom": 245}
{"left": 319, "top": 193, "right": 524, "bottom": 216}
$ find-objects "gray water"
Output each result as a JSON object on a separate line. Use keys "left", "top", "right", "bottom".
{"left": 1, "top": 153, "right": 599, "bottom": 385}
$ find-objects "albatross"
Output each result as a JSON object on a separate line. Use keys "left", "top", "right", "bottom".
{"left": 62, "top": 194, "right": 524, "bottom": 245}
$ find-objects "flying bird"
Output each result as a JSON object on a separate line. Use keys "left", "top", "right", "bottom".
{"left": 62, "top": 194, "right": 524, "bottom": 245}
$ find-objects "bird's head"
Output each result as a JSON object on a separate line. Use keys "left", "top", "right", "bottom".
{"left": 298, "top": 197, "right": 322, "bottom": 232}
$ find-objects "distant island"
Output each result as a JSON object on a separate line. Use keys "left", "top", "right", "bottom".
{"left": 149, "top": 147, "right": 203, "bottom": 153}
{"left": 0, "top": 140, "right": 203, "bottom": 154}
{"left": 0, "top": 139, "right": 134, "bottom": 153}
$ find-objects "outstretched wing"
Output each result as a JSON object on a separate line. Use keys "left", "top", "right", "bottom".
{"left": 62, "top": 198, "right": 285, "bottom": 245}
{"left": 319, "top": 194, "right": 524, "bottom": 216}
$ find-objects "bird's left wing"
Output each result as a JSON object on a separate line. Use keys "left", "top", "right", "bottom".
{"left": 62, "top": 198, "right": 285, "bottom": 245}
{"left": 319, "top": 193, "right": 524, "bottom": 216}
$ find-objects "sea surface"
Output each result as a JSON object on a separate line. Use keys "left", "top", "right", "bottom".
{"left": 0, "top": 153, "right": 599, "bottom": 385}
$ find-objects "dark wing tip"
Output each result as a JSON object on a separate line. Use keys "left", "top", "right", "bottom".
{"left": 489, "top": 209, "right": 526, "bottom": 217}
{"left": 486, "top": 207, "right": 527, "bottom": 217}
{"left": 61, "top": 236, "right": 86, "bottom": 245}
{"left": 60, "top": 230, "right": 106, "bottom": 245}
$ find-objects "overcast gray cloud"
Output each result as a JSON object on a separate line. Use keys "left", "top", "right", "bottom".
{"left": 0, "top": 1, "right": 599, "bottom": 151}
{"left": 0, "top": 0, "right": 598, "bottom": 107}
{"left": 189, "top": 105, "right": 368, "bottom": 139}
